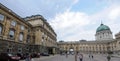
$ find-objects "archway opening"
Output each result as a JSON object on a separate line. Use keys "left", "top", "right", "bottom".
{"left": 69, "top": 48, "right": 74, "bottom": 55}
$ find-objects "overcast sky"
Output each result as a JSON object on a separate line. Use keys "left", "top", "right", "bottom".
{"left": 0, "top": 0, "right": 120, "bottom": 41}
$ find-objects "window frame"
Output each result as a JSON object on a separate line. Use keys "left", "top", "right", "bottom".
{"left": 0, "top": 14, "right": 4, "bottom": 21}
{"left": 9, "top": 29, "right": 15, "bottom": 39}
{"left": 19, "top": 32, "right": 24, "bottom": 42}
{"left": 26, "top": 35, "right": 30, "bottom": 43}
{"left": 11, "top": 21, "right": 16, "bottom": 26}
{"left": 20, "top": 25, "right": 25, "bottom": 30}
{"left": 0, "top": 25, "right": 3, "bottom": 35}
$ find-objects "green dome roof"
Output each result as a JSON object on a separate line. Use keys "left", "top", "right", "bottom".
{"left": 96, "top": 24, "right": 110, "bottom": 32}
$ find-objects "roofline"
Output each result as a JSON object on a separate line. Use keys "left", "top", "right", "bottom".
{"left": 0, "top": 3, "right": 32, "bottom": 27}
{"left": 24, "top": 15, "right": 57, "bottom": 36}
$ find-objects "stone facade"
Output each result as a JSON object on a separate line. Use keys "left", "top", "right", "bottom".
{"left": 24, "top": 15, "right": 57, "bottom": 54}
{"left": 0, "top": 3, "right": 57, "bottom": 54}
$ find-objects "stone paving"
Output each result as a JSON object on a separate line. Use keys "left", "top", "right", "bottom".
{"left": 20, "top": 54, "right": 120, "bottom": 61}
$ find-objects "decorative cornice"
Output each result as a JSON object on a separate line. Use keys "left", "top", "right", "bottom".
{"left": 24, "top": 15, "right": 57, "bottom": 36}
{"left": 0, "top": 3, "right": 32, "bottom": 27}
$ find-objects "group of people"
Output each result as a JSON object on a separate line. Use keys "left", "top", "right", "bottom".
{"left": 75, "top": 53, "right": 94, "bottom": 61}
{"left": 89, "top": 54, "right": 94, "bottom": 59}
{"left": 78, "top": 53, "right": 94, "bottom": 61}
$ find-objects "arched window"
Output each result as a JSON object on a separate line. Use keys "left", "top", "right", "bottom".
{"left": 0, "top": 25, "right": 2, "bottom": 34}
{"left": 9, "top": 29, "right": 15, "bottom": 39}
{"left": 19, "top": 33, "right": 23, "bottom": 41}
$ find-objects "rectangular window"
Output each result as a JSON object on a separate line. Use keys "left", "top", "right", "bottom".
{"left": 26, "top": 35, "right": 30, "bottom": 43}
{"left": 28, "top": 29, "right": 30, "bottom": 32}
{"left": 19, "top": 33, "right": 23, "bottom": 41}
{"left": 11, "top": 21, "right": 16, "bottom": 26}
{"left": 0, "top": 14, "right": 4, "bottom": 21}
{"left": 9, "top": 30, "right": 15, "bottom": 39}
{"left": 21, "top": 25, "right": 24, "bottom": 30}
{"left": 0, "top": 26, "right": 2, "bottom": 34}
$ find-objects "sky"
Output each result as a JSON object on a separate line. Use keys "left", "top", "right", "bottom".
{"left": 0, "top": 0, "right": 120, "bottom": 41}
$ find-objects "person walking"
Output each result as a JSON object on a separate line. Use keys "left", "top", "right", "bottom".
{"left": 89, "top": 54, "right": 90, "bottom": 58}
{"left": 91, "top": 55, "right": 93, "bottom": 59}
{"left": 78, "top": 53, "right": 83, "bottom": 61}
{"left": 25, "top": 53, "right": 31, "bottom": 61}
{"left": 107, "top": 55, "right": 111, "bottom": 61}
{"left": 65, "top": 51, "right": 68, "bottom": 58}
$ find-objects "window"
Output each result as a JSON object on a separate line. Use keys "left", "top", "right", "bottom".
{"left": 11, "top": 21, "right": 16, "bottom": 26}
{"left": 18, "top": 47, "right": 22, "bottom": 53}
{"left": 0, "top": 14, "right": 4, "bottom": 21}
{"left": 28, "top": 28, "right": 30, "bottom": 32}
{"left": 0, "top": 25, "right": 2, "bottom": 34}
{"left": 9, "top": 29, "right": 15, "bottom": 38}
{"left": 26, "top": 35, "right": 30, "bottom": 43}
{"left": 21, "top": 25, "right": 24, "bottom": 30}
{"left": 19, "top": 33, "right": 23, "bottom": 41}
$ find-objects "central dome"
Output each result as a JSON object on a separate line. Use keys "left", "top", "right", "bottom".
{"left": 96, "top": 24, "right": 110, "bottom": 32}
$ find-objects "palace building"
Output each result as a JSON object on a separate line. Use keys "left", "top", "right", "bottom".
{"left": 1, "top": 3, "right": 120, "bottom": 55}
{"left": 0, "top": 3, "right": 58, "bottom": 54}
{"left": 58, "top": 23, "right": 120, "bottom": 54}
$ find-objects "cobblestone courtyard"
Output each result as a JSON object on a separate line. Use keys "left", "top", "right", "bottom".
{"left": 20, "top": 54, "right": 120, "bottom": 61}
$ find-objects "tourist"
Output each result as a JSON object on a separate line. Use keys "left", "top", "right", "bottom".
{"left": 78, "top": 53, "right": 83, "bottom": 61}
{"left": 25, "top": 53, "right": 31, "bottom": 61}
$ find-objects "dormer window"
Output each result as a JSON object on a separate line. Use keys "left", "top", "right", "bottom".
{"left": 0, "top": 14, "right": 4, "bottom": 21}
{"left": 11, "top": 21, "right": 16, "bottom": 26}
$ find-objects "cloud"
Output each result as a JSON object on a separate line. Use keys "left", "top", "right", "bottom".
{"left": 108, "top": 7, "right": 120, "bottom": 20}
{"left": 0, "top": 0, "right": 77, "bottom": 19}
{"left": 50, "top": 11, "right": 89, "bottom": 30}
{"left": 1, "top": 0, "right": 120, "bottom": 41}
{"left": 50, "top": 10, "right": 95, "bottom": 41}
{"left": 49, "top": 1, "right": 120, "bottom": 41}
{"left": 73, "top": 0, "right": 79, "bottom": 4}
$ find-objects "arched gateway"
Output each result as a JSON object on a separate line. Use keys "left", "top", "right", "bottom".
{"left": 69, "top": 47, "right": 74, "bottom": 54}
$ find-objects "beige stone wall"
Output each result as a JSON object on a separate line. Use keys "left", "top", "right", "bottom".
{"left": 0, "top": 7, "right": 30, "bottom": 44}
{"left": 28, "top": 19, "right": 43, "bottom": 26}
{"left": 0, "top": 4, "right": 58, "bottom": 54}
{"left": 58, "top": 42, "right": 116, "bottom": 54}
{"left": 26, "top": 15, "right": 57, "bottom": 48}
